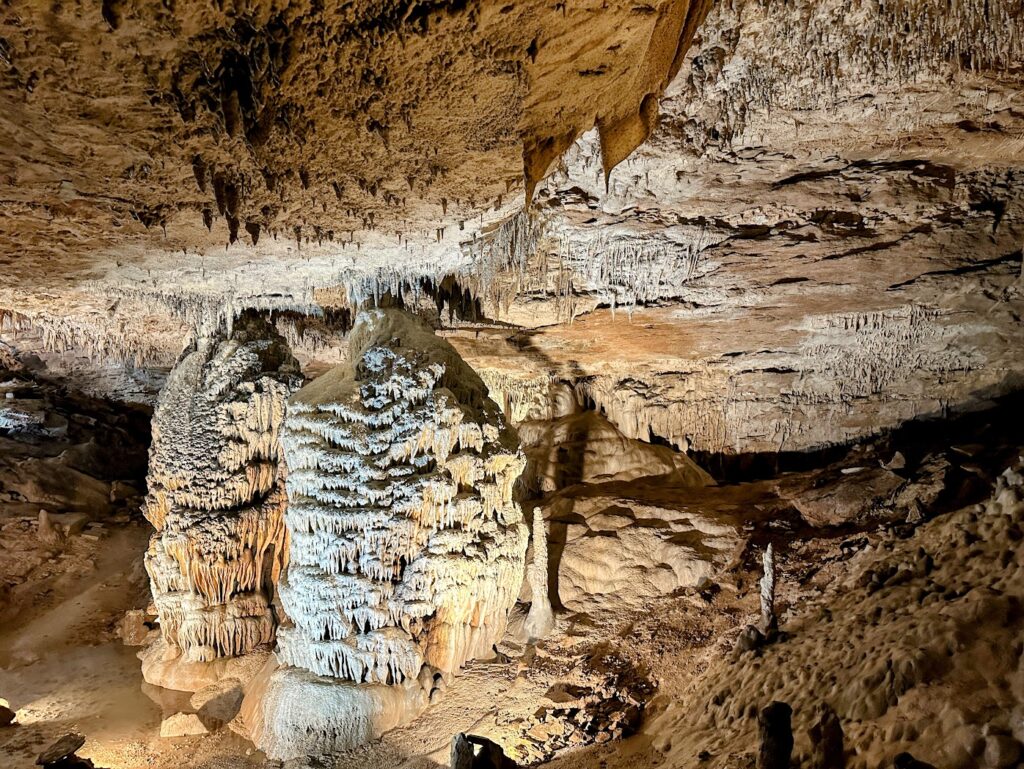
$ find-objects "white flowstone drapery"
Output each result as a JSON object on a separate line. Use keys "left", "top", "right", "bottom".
{"left": 249, "top": 308, "right": 528, "bottom": 759}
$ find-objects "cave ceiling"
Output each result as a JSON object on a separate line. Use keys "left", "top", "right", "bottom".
{"left": 0, "top": 0, "right": 706, "bottom": 290}
{"left": 1, "top": 0, "right": 1023, "bottom": 452}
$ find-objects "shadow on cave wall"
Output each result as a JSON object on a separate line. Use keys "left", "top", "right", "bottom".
{"left": 688, "top": 378, "right": 1024, "bottom": 485}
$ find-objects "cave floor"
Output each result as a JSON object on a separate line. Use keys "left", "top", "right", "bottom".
{"left": 0, "top": 518, "right": 267, "bottom": 769}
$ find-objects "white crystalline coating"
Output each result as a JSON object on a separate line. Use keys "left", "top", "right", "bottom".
{"left": 277, "top": 308, "right": 528, "bottom": 686}
{"left": 760, "top": 542, "right": 776, "bottom": 632}
{"left": 144, "top": 312, "right": 302, "bottom": 663}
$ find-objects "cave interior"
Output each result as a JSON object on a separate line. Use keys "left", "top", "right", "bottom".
{"left": 1, "top": 1, "right": 1024, "bottom": 768}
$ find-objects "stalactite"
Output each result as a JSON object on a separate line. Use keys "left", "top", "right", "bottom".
{"left": 458, "top": 210, "right": 544, "bottom": 316}
{"left": 549, "top": 226, "right": 720, "bottom": 319}
{"left": 143, "top": 311, "right": 302, "bottom": 664}
{"left": 678, "top": 0, "right": 1024, "bottom": 154}
{"left": 0, "top": 305, "right": 177, "bottom": 369}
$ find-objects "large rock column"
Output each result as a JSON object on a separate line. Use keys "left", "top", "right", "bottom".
{"left": 248, "top": 308, "right": 528, "bottom": 759}
{"left": 142, "top": 311, "right": 301, "bottom": 685}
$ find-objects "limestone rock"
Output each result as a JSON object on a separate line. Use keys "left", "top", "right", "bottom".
{"left": 543, "top": 494, "right": 738, "bottom": 613}
{"left": 247, "top": 662, "right": 428, "bottom": 761}
{"left": 116, "top": 610, "right": 151, "bottom": 646}
{"left": 519, "top": 409, "right": 713, "bottom": 495}
{"left": 159, "top": 712, "right": 208, "bottom": 738}
{"left": 189, "top": 678, "right": 243, "bottom": 728}
{"left": 139, "top": 636, "right": 270, "bottom": 693}
{"left": 808, "top": 703, "right": 844, "bottom": 769}
{"left": 36, "top": 510, "right": 61, "bottom": 546}
{"left": 757, "top": 702, "right": 793, "bottom": 769}
{"left": 783, "top": 468, "right": 905, "bottom": 527}
{"left": 10, "top": 459, "right": 111, "bottom": 515}
{"left": 37, "top": 733, "right": 86, "bottom": 765}
{"left": 452, "top": 733, "right": 474, "bottom": 769}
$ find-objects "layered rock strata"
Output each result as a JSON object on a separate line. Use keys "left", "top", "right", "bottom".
{"left": 142, "top": 311, "right": 301, "bottom": 677}
{"left": 250, "top": 308, "right": 527, "bottom": 758}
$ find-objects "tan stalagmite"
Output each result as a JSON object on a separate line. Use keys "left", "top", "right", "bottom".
{"left": 143, "top": 311, "right": 301, "bottom": 676}
{"left": 249, "top": 308, "right": 527, "bottom": 759}
{"left": 523, "top": 507, "right": 554, "bottom": 642}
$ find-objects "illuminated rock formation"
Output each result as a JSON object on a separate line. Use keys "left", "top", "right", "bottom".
{"left": 250, "top": 308, "right": 527, "bottom": 759}
{"left": 523, "top": 507, "right": 554, "bottom": 642}
{"left": 143, "top": 311, "right": 301, "bottom": 676}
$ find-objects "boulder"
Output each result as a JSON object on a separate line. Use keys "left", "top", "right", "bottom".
{"left": 783, "top": 467, "right": 904, "bottom": 527}
{"left": 542, "top": 494, "right": 739, "bottom": 613}
{"left": 139, "top": 637, "right": 271, "bottom": 693}
{"left": 160, "top": 712, "right": 208, "bottom": 738}
{"left": 190, "top": 678, "right": 243, "bottom": 728}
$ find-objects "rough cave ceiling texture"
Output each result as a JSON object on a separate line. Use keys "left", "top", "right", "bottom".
{"left": 2, "top": 0, "right": 1023, "bottom": 452}
{"left": 0, "top": 0, "right": 706, "bottom": 285}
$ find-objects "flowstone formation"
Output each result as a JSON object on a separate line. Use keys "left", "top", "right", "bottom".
{"left": 142, "top": 311, "right": 301, "bottom": 686}
{"left": 249, "top": 308, "right": 528, "bottom": 759}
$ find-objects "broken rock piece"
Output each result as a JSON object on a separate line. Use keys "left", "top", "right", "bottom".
{"left": 159, "top": 712, "right": 209, "bottom": 738}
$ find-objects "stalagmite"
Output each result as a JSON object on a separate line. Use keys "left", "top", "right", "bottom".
{"left": 760, "top": 543, "right": 777, "bottom": 635}
{"left": 248, "top": 308, "right": 528, "bottom": 759}
{"left": 758, "top": 701, "right": 794, "bottom": 769}
{"left": 142, "top": 311, "right": 301, "bottom": 682}
{"left": 809, "top": 703, "right": 845, "bottom": 769}
{"left": 523, "top": 508, "right": 554, "bottom": 641}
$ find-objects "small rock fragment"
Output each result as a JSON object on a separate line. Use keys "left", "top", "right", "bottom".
{"left": 160, "top": 712, "right": 208, "bottom": 738}
{"left": 37, "top": 733, "right": 86, "bottom": 765}
{"left": 116, "top": 610, "right": 150, "bottom": 646}
{"left": 734, "top": 624, "right": 765, "bottom": 655}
